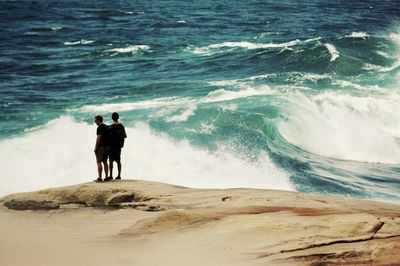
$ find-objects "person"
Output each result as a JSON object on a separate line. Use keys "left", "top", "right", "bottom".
{"left": 105, "top": 112, "right": 127, "bottom": 181}
{"left": 94, "top": 115, "right": 111, "bottom": 182}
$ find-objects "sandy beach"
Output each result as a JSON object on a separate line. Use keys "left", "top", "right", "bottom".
{"left": 0, "top": 179, "right": 399, "bottom": 266}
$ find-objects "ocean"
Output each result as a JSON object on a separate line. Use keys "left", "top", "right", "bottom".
{"left": 1, "top": 0, "right": 400, "bottom": 203}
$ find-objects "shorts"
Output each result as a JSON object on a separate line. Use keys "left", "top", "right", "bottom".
{"left": 95, "top": 146, "right": 109, "bottom": 163}
{"left": 109, "top": 147, "right": 121, "bottom": 163}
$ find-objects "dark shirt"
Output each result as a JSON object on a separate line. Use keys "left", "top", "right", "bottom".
{"left": 96, "top": 124, "right": 111, "bottom": 147}
{"left": 110, "top": 123, "right": 127, "bottom": 148}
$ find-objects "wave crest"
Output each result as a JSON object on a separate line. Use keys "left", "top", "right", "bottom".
{"left": 187, "top": 39, "right": 300, "bottom": 55}
{"left": 107, "top": 45, "right": 150, "bottom": 54}
{"left": 64, "top": 39, "right": 95, "bottom": 45}
{"left": 324, "top": 43, "right": 340, "bottom": 62}
{"left": 278, "top": 91, "right": 400, "bottom": 164}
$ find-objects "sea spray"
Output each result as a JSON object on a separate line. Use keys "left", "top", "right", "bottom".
{"left": 278, "top": 91, "right": 400, "bottom": 164}
{"left": 0, "top": 117, "right": 293, "bottom": 197}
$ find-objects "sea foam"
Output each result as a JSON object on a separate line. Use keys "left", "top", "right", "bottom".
{"left": 107, "top": 45, "right": 150, "bottom": 54}
{"left": 76, "top": 83, "right": 274, "bottom": 122}
{"left": 0, "top": 116, "right": 293, "bottom": 197}
{"left": 345, "top": 32, "right": 369, "bottom": 39}
{"left": 188, "top": 39, "right": 300, "bottom": 55}
{"left": 324, "top": 43, "right": 340, "bottom": 62}
{"left": 73, "top": 96, "right": 195, "bottom": 113}
{"left": 64, "top": 39, "right": 95, "bottom": 45}
{"left": 203, "top": 85, "right": 273, "bottom": 103}
{"left": 389, "top": 32, "right": 400, "bottom": 44}
{"left": 278, "top": 90, "right": 400, "bottom": 164}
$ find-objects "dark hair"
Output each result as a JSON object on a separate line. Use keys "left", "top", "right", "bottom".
{"left": 95, "top": 115, "right": 103, "bottom": 122}
{"left": 112, "top": 112, "right": 119, "bottom": 121}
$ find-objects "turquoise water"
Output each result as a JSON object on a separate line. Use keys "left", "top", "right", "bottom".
{"left": 1, "top": 0, "right": 400, "bottom": 202}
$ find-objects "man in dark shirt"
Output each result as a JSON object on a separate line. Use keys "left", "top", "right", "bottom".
{"left": 94, "top": 115, "right": 110, "bottom": 182}
{"left": 105, "top": 112, "right": 127, "bottom": 181}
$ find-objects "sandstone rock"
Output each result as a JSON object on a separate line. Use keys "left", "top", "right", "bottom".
{"left": 1, "top": 179, "right": 399, "bottom": 265}
{"left": 4, "top": 199, "right": 60, "bottom": 210}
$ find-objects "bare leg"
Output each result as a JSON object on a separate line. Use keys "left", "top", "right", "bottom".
{"left": 97, "top": 162, "right": 103, "bottom": 179}
{"left": 103, "top": 161, "right": 109, "bottom": 178}
{"left": 117, "top": 162, "right": 122, "bottom": 178}
{"left": 109, "top": 160, "right": 114, "bottom": 178}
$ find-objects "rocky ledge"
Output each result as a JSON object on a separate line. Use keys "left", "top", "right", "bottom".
{"left": 1, "top": 179, "right": 399, "bottom": 265}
